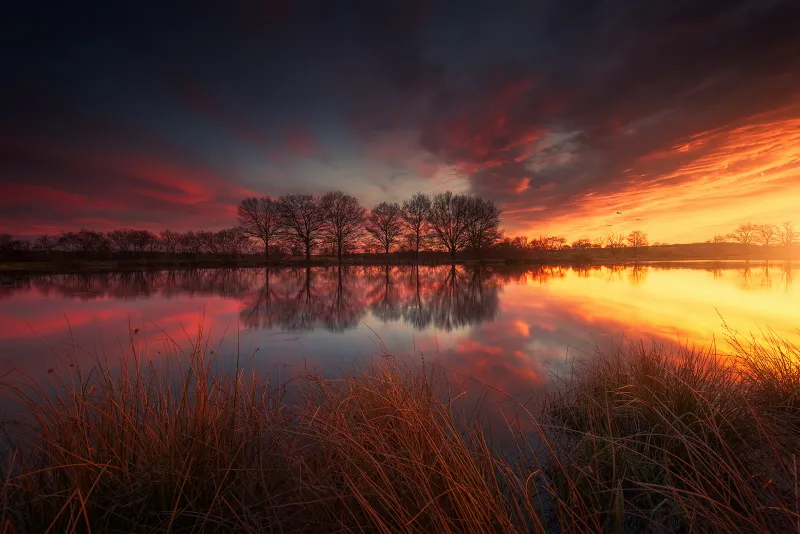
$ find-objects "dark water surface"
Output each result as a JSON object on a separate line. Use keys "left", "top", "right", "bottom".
{"left": 0, "top": 263, "right": 797, "bottom": 397}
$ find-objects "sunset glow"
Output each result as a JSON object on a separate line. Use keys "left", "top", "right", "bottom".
{"left": 2, "top": 3, "right": 799, "bottom": 241}
{"left": 522, "top": 115, "right": 800, "bottom": 242}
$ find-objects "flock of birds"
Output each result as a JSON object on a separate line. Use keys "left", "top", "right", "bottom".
{"left": 604, "top": 211, "right": 644, "bottom": 227}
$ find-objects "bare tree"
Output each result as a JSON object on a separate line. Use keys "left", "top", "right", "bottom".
{"left": 401, "top": 193, "right": 431, "bottom": 261}
{"left": 182, "top": 231, "right": 204, "bottom": 257}
{"left": 106, "top": 230, "right": 135, "bottom": 254}
{"left": 605, "top": 233, "right": 627, "bottom": 257}
{"left": 320, "top": 191, "right": 365, "bottom": 262}
{"left": 278, "top": 194, "right": 325, "bottom": 260}
{"left": 626, "top": 230, "right": 648, "bottom": 258}
{"left": 34, "top": 234, "right": 60, "bottom": 252}
{"left": 779, "top": 221, "right": 797, "bottom": 247}
{"left": 428, "top": 191, "right": 473, "bottom": 260}
{"left": 237, "top": 197, "right": 283, "bottom": 258}
{"left": 130, "top": 230, "right": 157, "bottom": 255}
{"left": 571, "top": 238, "right": 593, "bottom": 250}
{"left": 215, "top": 228, "right": 250, "bottom": 257}
{"left": 159, "top": 229, "right": 183, "bottom": 254}
{"left": 366, "top": 201, "right": 403, "bottom": 255}
{"left": 465, "top": 196, "right": 502, "bottom": 256}
{"left": 75, "top": 229, "right": 108, "bottom": 253}
{"left": 530, "top": 236, "right": 567, "bottom": 251}
{"left": 0, "top": 234, "right": 30, "bottom": 253}
{"left": 727, "top": 223, "right": 758, "bottom": 246}
{"left": 196, "top": 230, "right": 220, "bottom": 254}
{"left": 56, "top": 232, "right": 80, "bottom": 252}
{"left": 756, "top": 224, "right": 778, "bottom": 247}
{"left": 709, "top": 234, "right": 727, "bottom": 244}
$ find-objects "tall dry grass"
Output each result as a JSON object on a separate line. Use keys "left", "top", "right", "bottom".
{"left": 0, "top": 327, "right": 798, "bottom": 532}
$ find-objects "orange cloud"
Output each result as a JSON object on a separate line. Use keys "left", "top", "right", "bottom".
{"left": 521, "top": 116, "right": 800, "bottom": 243}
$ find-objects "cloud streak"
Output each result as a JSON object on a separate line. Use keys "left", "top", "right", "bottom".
{"left": 1, "top": 1, "right": 798, "bottom": 240}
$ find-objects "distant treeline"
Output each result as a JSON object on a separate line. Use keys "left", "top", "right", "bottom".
{"left": 0, "top": 191, "right": 501, "bottom": 262}
{"left": 1, "top": 191, "right": 796, "bottom": 263}
{"left": 708, "top": 222, "right": 798, "bottom": 247}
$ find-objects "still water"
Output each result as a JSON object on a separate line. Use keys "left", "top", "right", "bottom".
{"left": 0, "top": 263, "right": 797, "bottom": 396}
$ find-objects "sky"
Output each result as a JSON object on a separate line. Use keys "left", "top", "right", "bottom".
{"left": 1, "top": 0, "right": 799, "bottom": 243}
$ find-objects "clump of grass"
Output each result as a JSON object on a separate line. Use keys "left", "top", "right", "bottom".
{"left": 0, "top": 331, "right": 551, "bottom": 533}
{"left": 544, "top": 339, "right": 800, "bottom": 532}
{"left": 1, "top": 328, "right": 799, "bottom": 532}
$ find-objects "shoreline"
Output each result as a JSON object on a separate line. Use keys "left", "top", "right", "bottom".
{"left": 0, "top": 254, "right": 795, "bottom": 275}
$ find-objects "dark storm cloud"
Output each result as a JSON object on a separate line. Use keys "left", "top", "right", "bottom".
{"left": 1, "top": 0, "right": 798, "bottom": 234}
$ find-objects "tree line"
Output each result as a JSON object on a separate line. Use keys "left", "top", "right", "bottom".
{"left": 0, "top": 228, "right": 256, "bottom": 258}
{"left": 495, "top": 230, "right": 650, "bottom": 257}
{"left": 0, "top": 191, "right": 502, "bottom": 261}
{"left": 13, "top": 191, "right": 794, "bottom": 263}
{"left": 709, "top": 222, "right": 798, "bottom": 247}
{"left": 236, "top": 191, "right": 501, "bottom": 261}
{"left": 0, "top": 190, "right": 660, "bottom": 261}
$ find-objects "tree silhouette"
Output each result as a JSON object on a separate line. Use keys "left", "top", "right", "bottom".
{"left": 366, "top": 201, "right": 404, "bottom": 255}
{"left": 465, "top": 196, "right": 502, "bottom": 256}
{"left": 626, "top": 230, "right": 648, "bottom": 258}
{"left": 727, "top": 223, "right": 758, "bottom": 246}
{"left": 605, "top": 233, "right": 627, "bottom": 257}
{"left": 428, "top": 192, "right": 473, "bottom": 260}
{"left": 159, "top": 229, "right": 183, "bottom": 254}
{"left": 401, "top": 193, "right": 431, "bottom": 261}
{"left": 237, "top": 197, "right": 283, "bottom": 257}
{"left": 756, "top": 224, "right": 778, "bottom": 247}
{"left": 571, "top": 238, "right": 593, "bottom": 250}
{"left": 33, "top": 234, "right": 59, "bottom": 252}
{"left": 278, "top": 194, "right": 325, "bottom": 260}
{"left": 779, "top": 221, "right": 797, "bottom": 247}
{"left": 320, "top": 191, "right": 365, "bottom": 263}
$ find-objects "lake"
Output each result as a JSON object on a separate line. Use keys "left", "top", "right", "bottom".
{"left": 0, "top": 263, "right": 797, "bottom": 398}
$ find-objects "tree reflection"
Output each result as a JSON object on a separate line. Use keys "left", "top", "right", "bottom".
{"left": 425, "top": 265, "right": 500, "bottom": 331}
{"left": 239, "top": 265, "right": 502, "bottom": 332}
{"left": 320, "top": 266, "right": 368, "bottom": 332}
{"left": 5, "top": 269, "right": 258, "bottom": 301}
{"left": 781, "top": 262, "right": 793, "bottom": 292}
{"left": 738, "top": 262, "right": 753, "bottom": 291}
{"left": 402, "top": 266, "right": 433, "bottom": 330}
{"left": 365, "top": 265, "right": 403, "bottom": 322}
{"left": 628, "top": 265, "right": 648, "bottom": 286}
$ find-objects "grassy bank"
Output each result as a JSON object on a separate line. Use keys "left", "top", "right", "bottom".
{"left": 0, "top": 257, "right": 470, "bottom": 274}
{"left": 3, "top": 242, "right": 798, "bottom": 274}
{"left": 1, "top": 331, "right": 799, "bottom": 532}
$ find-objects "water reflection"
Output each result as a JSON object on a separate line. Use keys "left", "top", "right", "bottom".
{"left": 240, "top": 267, "right": 369, "bottom": 332}
{"left": 0, "top": 269, "right": 259, "bottom": 301}
{"left": 239, "top": 265, "right": 503, "bottom": 332}
{"left": 1, "top": 266, "right": 513, "bottom": 332}
{"left": 0, "top": 262, "right": 797, "bottom": 397}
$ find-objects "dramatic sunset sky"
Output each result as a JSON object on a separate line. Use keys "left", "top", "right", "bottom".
{"left": 2, "top": 1, "right": 799, "bottom": 243}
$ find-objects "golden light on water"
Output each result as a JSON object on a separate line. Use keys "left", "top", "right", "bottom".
{"left": 503, "top": 264, "right": 800, "bottom": 352}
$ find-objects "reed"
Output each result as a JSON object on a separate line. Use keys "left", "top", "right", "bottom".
{"left": 1, "top": 327, "right": 798, "bottom": 532}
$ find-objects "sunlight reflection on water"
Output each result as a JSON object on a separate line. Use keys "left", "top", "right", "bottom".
{"left": 0, "top": 262, "right": 797, "bottom": 398}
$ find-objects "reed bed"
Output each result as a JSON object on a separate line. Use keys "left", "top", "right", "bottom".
{"left": 0, "top": 328, "right": 798, "bottom": 533}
